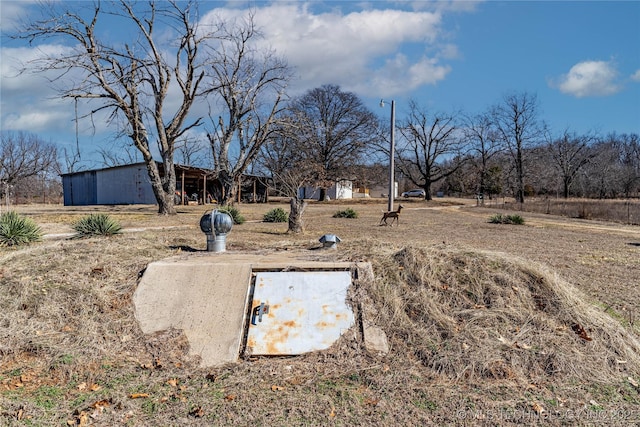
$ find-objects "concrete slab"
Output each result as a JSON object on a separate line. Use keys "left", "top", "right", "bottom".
{"left": 133, "top": 251, "right": 374, "bottom": 367}
{"left": 134, "top": 259, "right": 253, "bottom": 367}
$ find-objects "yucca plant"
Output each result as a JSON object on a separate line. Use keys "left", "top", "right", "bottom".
{"left": 0, "top": 211, "right": 42, "bottom": 246}
{"left": 263, "top": 207, "right": 288, "bottom": 223}
{"left": 218, "top": 206, "right": 245, "bottom": 225}
{"left": 73, "top": 213, "right": 122, "bottom": 238}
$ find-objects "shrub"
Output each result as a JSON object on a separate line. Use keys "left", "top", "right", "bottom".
{"left": 73, "top": 213, "right": 122, "bottom": 238}
{"left": 218, "top": 206, "right": 245, "bottom": 225}
{"left": 263, "top": 207, "right": 288, "bottom": 223}
{"left": 0, "top": 211, "right": 42, "bottom": 246}
{"left": 333, "top": 208, "right": 358, "bottom": 219}
{"left": 489, "top": 213, "right": 525, "bottom": 225}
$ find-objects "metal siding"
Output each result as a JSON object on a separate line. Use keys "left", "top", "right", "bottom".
{"left": 62, "top": 171, "right": 97, "bottom": 205}
{"left": 96, "top": 165, "right": 155, "bottom": 204}
{"left": 246, "top": 271, "right": 354, "bottom": 355}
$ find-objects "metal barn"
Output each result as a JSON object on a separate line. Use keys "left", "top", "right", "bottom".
{"left": 62, "top": 163, "right": 156, "bottom": 206}
{"left": 62, "top": 162, "right": 270, "bottom": 206}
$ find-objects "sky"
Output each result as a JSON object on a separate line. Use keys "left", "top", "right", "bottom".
{"left": 1, "top": 0, "right": 639, "bottom": 171}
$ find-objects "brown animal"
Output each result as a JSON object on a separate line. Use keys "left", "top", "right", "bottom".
{"left": 379, "top": 205, "right": 404, "bottom": 226}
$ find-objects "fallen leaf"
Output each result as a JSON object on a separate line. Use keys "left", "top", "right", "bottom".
{"left": 189, "top": 406, "right": 204, "bottom": 418}
{"left": 167, "top": 378, "right": 178, "bottom": 387}
{"left": 571, "top": 323, "right": 592, "bottom": 341}
{"left": 497, "top": 335, "right": 510, "bottom": 346}
{"left": 224, "top": 394, "right": 236, "bottom": 401}
{"left": 531, "top": 402, "right": 545, "bottom": 414}
{"left": 129, "top": 393, "right": 149, "bottom": 399}
{"left": 364, "top": 398, "right": 380, "bottom": 406}
{"left": 329, "top": 407, "right": 336, "bottom": 418}
{"left": 17, "top": 408, "right": 24, "bottom": 420}
{"left": 78, "top": 411, "right": 89, "bottom": 426}
{"left": 90, "top": 399, "right": 110, "bottom": 410}
{"left": 179, "top": 385, "right": 187, "bottom": 391}
{"left": 515, "top": 341, "right": 532, "bottom": 350}
{"left": 89, "top": 383, "right": 101, "bottom": 392}
{"left": 271, "top": 385, "right": 285, "bottom": 391}
{"left": 90, "top": 267, "right": 104, "bottom": 276}
{"left": 77, "top": 382, "right": 87, "bottom": 391}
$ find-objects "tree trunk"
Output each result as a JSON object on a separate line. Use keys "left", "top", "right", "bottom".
{"left": 515, "top": 149, "right": 525, "bottom": 203}
{"left": 423, "top": 181, "right": 432, "bottom": 201}
{"left": 218, "top": 171, "right": 237, "bottom": 206}
{"left": 288, "top": 197, "right": 307, "bottom": 233}
{"left": 144, "top": 160, "right": 177, "bottom": 215}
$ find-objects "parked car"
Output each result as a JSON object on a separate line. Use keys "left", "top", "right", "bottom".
{"left": 402, "top": 188, "right": 426, "bottom": 198}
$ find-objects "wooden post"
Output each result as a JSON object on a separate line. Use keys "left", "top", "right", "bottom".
{"left": 181, "top": 170, "right": 185, "bottom": 205}
{"left": 253, "top": 179, "right": 257, "bottom": 203}
{"left": 202, "top": 174, "right": 206, "bottom": 204}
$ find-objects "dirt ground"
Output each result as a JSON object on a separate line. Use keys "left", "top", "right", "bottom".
{"left": 3, "top": 197, "right": 639, "bottom": 426}
{"left": 16, "top": 197, "right": 640, "bottom": 319}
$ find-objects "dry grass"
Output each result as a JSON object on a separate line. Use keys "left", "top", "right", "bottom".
{"left": 489, "top": 197, "right": 640, "bottom": 225}
{"left": 1, "top": 199, "right": 640, "bottom": 425}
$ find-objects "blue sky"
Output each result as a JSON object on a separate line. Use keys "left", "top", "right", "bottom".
{"left": 1, "top": 1, "right": 639, "bottom": 170}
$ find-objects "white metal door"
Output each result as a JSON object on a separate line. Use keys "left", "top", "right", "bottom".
{"left": 246, "top": 271, "right": 354, "bottom": 355}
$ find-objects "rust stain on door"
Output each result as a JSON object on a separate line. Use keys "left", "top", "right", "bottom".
{"left": 246, "top": 271, "right": 354, "bottom": 355}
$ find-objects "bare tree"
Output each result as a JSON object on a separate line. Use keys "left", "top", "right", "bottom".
{"left": 1, "top": 131, "right": 58, "bottom": 206}
{"left": 97, "top": 140, "right": 141, "bottom": 168}
{"left": 396, "top": 100, "right": 466, "bottom": 200}
{"left": 283, "top": 84, "right": 379, "bottom": 201}
{"left": 175, "top": 136, "right": 209, "bottom": 168}
{"left": 463, "top": 112, "right": 504, "bottom": 203}
{"left": 546, "top": 130, "right": 598, "bottom": 198}
{"left": 205, "top": 15, "right": 292, "bottom": 205}
{"left": 491, "top": 92, "right": 544, "bottom": 203}
{"left": 258, "top": 116, "right": 318, "bottom": 233}
{"left": 18, "top": 1, "right": 216, "bottom": 214}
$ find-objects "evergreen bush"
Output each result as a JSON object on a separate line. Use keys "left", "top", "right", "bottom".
{"left": 263, "top": 207, "right": 288, "bottom": 223}
{"left": 218, "top": 206, "right": 245, "bottom": 225}
{"left": 333, "top": 208, "right": 358, "bottom": 219}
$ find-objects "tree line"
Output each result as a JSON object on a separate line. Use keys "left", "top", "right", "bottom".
{"left": 6, "top": 1, "right": 639, "bottom": 227}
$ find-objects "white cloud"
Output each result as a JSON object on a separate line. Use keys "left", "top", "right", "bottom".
{"left": 1, "top": 44, "right": 84, "bottom": 133}
{"left": 200, "top": 4, "right": 452, "bottom": 97}
{"left": 631, "top": 69, "right": 640, "bottom": 82}
{"left": 554, "top": 60, "right": 621, "bottom": 98}
{"left": 0, "top": 0, "right": 37, "bottom": 31}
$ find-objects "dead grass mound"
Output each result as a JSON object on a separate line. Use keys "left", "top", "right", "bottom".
{"left": 364, "top": 244, "right": 640, "bottom": 385}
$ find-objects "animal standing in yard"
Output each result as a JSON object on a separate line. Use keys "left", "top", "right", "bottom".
{"left": 380, "top": 205, "right": 404, "bottom": 226}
